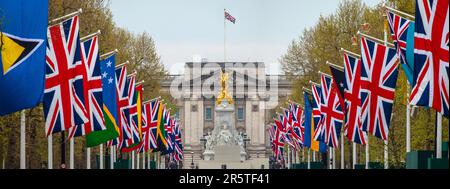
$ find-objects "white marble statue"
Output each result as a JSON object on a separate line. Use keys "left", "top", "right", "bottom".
{"left": 216, "top": 123, "right": 233, "bottom": 146}
{"left": 205, "top": 133, "right": 214, "bottom": 151}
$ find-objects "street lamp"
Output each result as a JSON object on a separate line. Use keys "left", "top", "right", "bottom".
{"left": 190, "top": 152, "right": 194, "bottom": 169}
{"left": 200, "top": 134, "right": 207, "bottom": 150}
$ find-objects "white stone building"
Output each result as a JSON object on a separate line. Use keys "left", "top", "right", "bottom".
{"left": 160, "top": 61, "right": 291, "bottom": 165}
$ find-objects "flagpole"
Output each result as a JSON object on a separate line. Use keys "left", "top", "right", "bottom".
{"left": 60, "top": 132, "right": 66, "bottom": 169}
{"left": 70, "top": 138, "right": 74, "bottom": 169}
{"left": 383, "top": 19, "right": 389, "bottom": 169}
{"left": 132, "top": 151, "right": 135, "bottom": 169}
{"left": 331, "top": 148, "right": 336, "bottom": 169}
{"left": 142, "top": 152, "right": 145, "bottom": 169}
{"left": 436, "top": 112, "right": 442, "bottom": 158}
{"left": 48, "top": 135, "right": 53, "bottom": 169}
{"left": 406, "top": 85, "right": 411, "bottom": 153}
{"left": 352, "top": 143, "right": 357, "bottom": 169}
{"left": 136, "top": 151, "right": 140, "bottom": 169}
{"left": 20, "top": 110, "right": 26, "bottom": 169}
{"left": 147, "top": 153, "right": 150, "bottom": 169}
{"left": 341, "top": 136, "right": 344, "bottom": 169}
{"left": 99, "top": 144, "right": 104, "bottom": 169}
{"left": 86, "top": 147, "right": 91, "bottom": 169}
{"left": 110, "top": 146, "right": 114, "bottom": 169}
{"left": 113, "top": 146, "right": 117, "bottom": 164}
{"left": 49, "top": 9, "right": 82, "bottom": 25}
{"left": 312, "top": 151, "right": 316, "bottom": 162}
{"left": 286, "top": 146, "right": 289, "bottom": 169}
{"left": 330, "top": 147, "right": 333, "bottom": 169}
{"left": 224, "top": 9, "right": 227, "bottom": 62}
{"left": 307, "top": 149, "right": 311, "bottom": 169}
{"left": 365, "top": 136, "right": 369, "bottom": 169}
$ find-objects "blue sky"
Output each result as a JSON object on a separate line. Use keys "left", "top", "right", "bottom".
{"left": 110, "top": 0, "right": 381, "bottom": 74}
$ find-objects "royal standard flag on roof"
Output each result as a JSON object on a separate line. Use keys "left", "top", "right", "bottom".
{"left": 0, "top": 0, "right": 48, "bottom": 115}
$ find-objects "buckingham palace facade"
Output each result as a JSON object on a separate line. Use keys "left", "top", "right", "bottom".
{"left": 160, "top": 61, "right": 292, "bottom": 161}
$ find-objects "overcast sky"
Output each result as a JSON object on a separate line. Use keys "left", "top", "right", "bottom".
{"left": 110, "top": 0, "right": 380, "bottom": 74}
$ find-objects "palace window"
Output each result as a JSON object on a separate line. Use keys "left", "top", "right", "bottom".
{"left": 237, "top": 107, "right": 245, "bottom": 121}
{"left": 205, "top": 107, "right": 212, "bottom": 120}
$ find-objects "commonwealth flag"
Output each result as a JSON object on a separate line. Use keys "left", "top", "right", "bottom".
{"left": 155, "top": 103, "right": 169, "bottom": 152}
{"left": 304, "top": 91, "right": 326, "bottom": 153}
{"left": 0, "top": 0, "right": 48, "bottom": 115}
{"left": 86, "top": 54, "right": 119, "bottom": 147}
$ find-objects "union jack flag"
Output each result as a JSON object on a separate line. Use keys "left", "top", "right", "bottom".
{"left": 268, "top": 124, "right": 276, "bottom": 151}
{"left": 360, "top": 36, "right": 399, "bottom": 141}
{"left": 161, "top": 112, "right": 175, "bottom": 155}
{"left": 44, "top": 15, "right": 88, "bottom": 136}
{"left": 387, "top": 10, "right": 415, "bottom": 85}
{"left": 113, "top": 65, "right": 130, "bottom": 147}
{"left": 149, "top": 99, "right": 160, "bottom": 150}
{"left": 278, "top": 112, "right": 296, "bottom": 149}
{"left": 387, "top": 10, "right": 411, "bottom": 66}
{"left": 122, "top": 80, "right": 143, "bottom": 151}
{"left": 273, "top": 119, "right": 285, "bottom": 161}
{"left": 410, "top": 0, "right": 449, "bottom": 118}
{"left": 173, "top": 120, "right": 183, "bottom": 161}
{"left": 68, "top": 35, "right": 105, "bottom": 139}
{"left": 320, "top": 74, "right": 344, "bottom": 148}
{"left": 122, "top": 75, "right": 140, "bottom": 149}
{"left": 342, "top": 52, "right": 367, "bottom": 145}
{"left": 311, "top": 83, "right": 325, "bottom": 142}
{"left": 225, "top": 11, "right": 236, "bottom": 24}
{"left": 139, "top": 99, "right": 159, "bottom": 153}
{"left": 289, "top": 103, "right": 304, "bottom": 148}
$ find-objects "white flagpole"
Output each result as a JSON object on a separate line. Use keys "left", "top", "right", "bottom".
{"left": 307, "top": 149, "right": 311, "bottom": 169}
{"left": 148, "top": 152, "right": 151, "bottom": 169}
{"left": 332, "top": 148, "right": 336, "bottom": 169}
{"left": 302, "top": 148, "right": 305, "bottom": 162}
{"left": 365, "top": 136, "right": 369, "bottom": 169}
{"left": 136, "top": 152, "right": 140, "bottom": 169}
{"left": 384, "top": 140, "right": 388, "bottom": 169}
{"left": 352, "top": 143, "right": 357, "bottom": 169}
{"left": 436, "top": 112, "right": 442, "bottom": 158}
{"left": 70, "top": 138, "right": 74, "bottom": 169}
{"left": 406, "top": 85, "right": 411, "bottom": 153}
{"left": 99, "top": 144, "right": 104, "bottom": 169}
{"left": 224, "top": 9, "right": 226, "bottom": 62}
{"left": 48, "top": 135, "right": 53, "bottom": 169}
{"left": 341, "top": 136, "right": 344, "bottom": 169}
{"left": 286, "top": 146, "right": 289, "bottom": 169}
{"left": 86, "top": 147, "right": 91, "bottom": 169}
{"left": 328, "top": 147, "right": 332, "bottom": 169}
{"left": 312, "top": 151, "right": 316, "bottom": 162}
{"left": 110, "top": 146, "right": 114, "bottom": 169}
{"left": 113, "top": 146, "right": 116, "bottom": 163}
{"left": 20, "top": 110, "right": 26, "bottom": 169}
{"left": 132, "top": 151, "right": 135, "bottom": 169}
{"left": 142, "top": 152, "right": 145, "bottom": 169}
{"left": 383, "top": 18, "right": 389, "bottom": 170}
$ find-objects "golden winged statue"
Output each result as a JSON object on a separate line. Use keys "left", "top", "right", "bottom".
{"left": 216, "top": 70, "right": 234, "bottom": 105}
